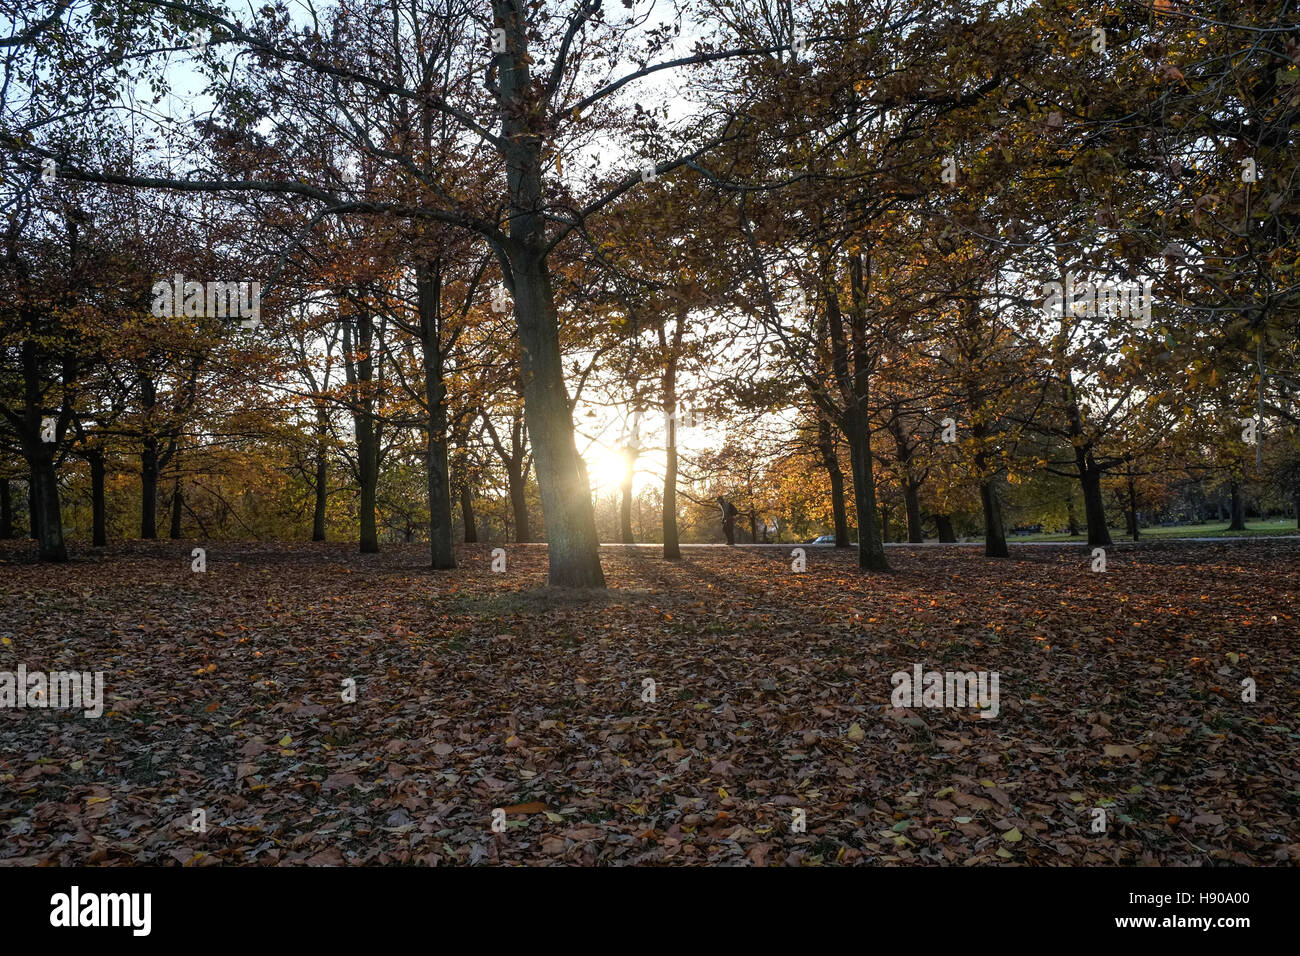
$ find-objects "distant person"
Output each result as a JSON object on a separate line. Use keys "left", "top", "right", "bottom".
{"left": 717, "top": 496, "right": 738, "bottom": 546}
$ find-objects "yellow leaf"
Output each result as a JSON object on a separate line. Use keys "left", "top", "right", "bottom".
{"left": 278, "top": 734, "right": 292, "bottom": 747}
{"left": 847, "top": 723, "right": 865, "bottom": 741}
{"left": 718, "top": 787, "right": 729, "bottom": 800}
{"left": 1002, "top": 827, "right": 1023, "bottom": 842}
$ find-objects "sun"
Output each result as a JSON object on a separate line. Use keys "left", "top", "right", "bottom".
{"left": 586, "top": 445, "right": 631, "bottom": 492}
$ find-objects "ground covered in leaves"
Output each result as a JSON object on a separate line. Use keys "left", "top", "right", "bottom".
{"left": 1, "top": 538, "right": 1297, "bottom": 866}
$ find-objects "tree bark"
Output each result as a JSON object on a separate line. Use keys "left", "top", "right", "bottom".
{"left": 30, "top": 448, "right": 66, "bottom": 561}
{"left": 89, "top": 450, "right": 106, "bottom": 546}
{"left": 169, "top": 476, "right": 183, "bottom": 539}
{"left": 0, "top": 478, "right": 11, "bottom": 538}
{"left": 417, "top": 260, "right": 456, "bottom": 569}
{"left": 1126, "top": 474, "right": 1139, "bottom": 541}
{"left": 1066, "top": 494, "right": 1080, "bottom": 536}
{"left": 460, "top": 483, "right": 478, "bottom": 543}
{"left": 1229, "top": 481, "right": 1246, "bottom": 530}
{"left": 507, "top": 258, "right": 603, "bottom": 585}
{"left": 28, "top": 471, "right": 38, "bottom": 539}
{"left": 507, "top": 459, "right": 531, "bottom": 543}
{"left": 141, "top": 437, "right": 159, "bottom": 539}
{"left": 1077, "top": 454, "right": 1112, "bottom": 546}
{"left": 816, "top": 418, "right": 850, "bottom": 546}
{"left": 979, "top": 475, "right": 1009, "bottom": 557}
{"left": 497, "top": 6, "right": 604, "bottom": 588}
{"left": 844, "top": 408, "right": 889, "bottom": 570}
{"left": 342, "top": 296, "right": 380, "bottom": 553}
{"left": 660, "top": 312, "right": 685, "bottom": 560}
{"left": 312, "top": 408, "right": 328, "bottom": 542}
{"left": 973, "top": 421, "right": 1008, "bottom": 558}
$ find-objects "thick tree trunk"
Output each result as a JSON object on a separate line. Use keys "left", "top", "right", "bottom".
{"left": 342, "top": 300, "right": 380, "bottom": 554}
{"left": 817, "top": 418, "right": 850, "bottom": 546}
{"left": 169, "top": 477, "right": 183, "bottom": 539}
{"left": 979, "top": 476, "right": 1009, "bottom": 557}
{"left": 30, "top": 449, "right": 66, "bottom": 561}
{"left": 509, "top": 260, "right": 604, "bottom": 587}
{"left": 141, "top": 439, "right": 159, "bottom": 539}
{"left": 357, "top": 417, "right": 379, "bottom": 552}
{"left": 0, "top": 477, "right": 13, "bottom": 538}
{"left": 1228, "top": 481, "right": 1246, "bottom": 531}
{"left": 28, "top": 472, "right": 38, "bottom": 539}
{"left": 904, "top": 482, "right": 923, "bottom": 543}
{"left": 844, "top": 409, "right": 889, "bottom": 570}
{"left": 417, "top": 260, "right": 456, "bottom": 569}
{"left": 506, "top": 460, "right": 531, "bottom": 543}
{"left": 89, "top": 451, "right": 107, "bottom": 546}
{"left": 496, "top": 8, "right": 603, "bottom": 588}
{"left": 460, "top": 484, "right": 478, "bottom": 543}
{"left": 312, "top": 411, "right": 328, "bottom": 542}
{"left": 972, "top": 419, "right": 1008, "bottom": 557}
{"left": 935, "top": 513, "right": 957, "bottom": 543}
{"left": 1078, "top": 457, "right": 1112, "bottom": 546}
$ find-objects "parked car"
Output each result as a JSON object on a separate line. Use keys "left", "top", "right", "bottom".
{"left": 806, "top": 534, "right": 845, "bottom": 544}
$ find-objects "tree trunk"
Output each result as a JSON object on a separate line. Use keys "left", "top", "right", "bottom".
{"left": 357, "top": 412, "right": 379, "bottom": 552}
{"left": 312, "top": 409, "right": 328, "bottom": 542}
{"left": 0, "top": 477, "right": 13, "bottom": 538}
{"left": 506, "top": 460, "right": 531, "bottom": 543}
{"left": 904, "top": 482, "right": 922, "bottom": 542}
{"left": 1294, "top": 492, "right": 1299, "bottom": 530}
{"left": 497, "top": 7, "right": 604, "bottom": 588}
{"left": 169, "top": 476, "right": 183, "bottom": 539}
{"left": 460, "top": 483, "right": 478, "bottom": 543}
{"left": 342, "top": 298, "right": 380, "bottom": 554}
{"left": 1228, "top": 481, "right": 1246, "bottom": 531}
{"left": 1078, "top": 457, "right": 1112, "bottom": 546}
{"left": 879, "top": 503, "right": 890, "bottom": 544}
{"left": 89, "top": 451, "right": 107, "bottom": 546}
{"left": 508, "top": 259, "right": 604, "bottom": 586}
{"left": 141, "top": 438, "right": 159, "bottom": 539}
{"left": 1066, "top": 494, "right": 1080, "bottom": 536}
{"left": 619, "top": 448, "right": 635, "bottom": 543}
{"left": 817, "top": 418, "right": 850, "bottom": 546}
{"left": 1126, "top": 475, "right": 1139, "bottom": 542}
{"left": 28, "top": 472, "right": 39, "bottom": 539}
{"left": 662, "top": 393, "right": 681, "bottom": 560}
{"left": 417, "top": 260, "right": 456, "bottom": 569}
{"left": 935, "top": 513, "right": 957, "bottom": 543}
{"left": 979, "top": 475, "right": 1009, "bottom": 557}
{"left": 30, "top": 449, "right": 66, "bottom": 561}
{"left": 844, "top": 409, "right": 889, "bottom": 570}
{"left": 972, "top": 419, "right": 1008, "bottom": 557}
